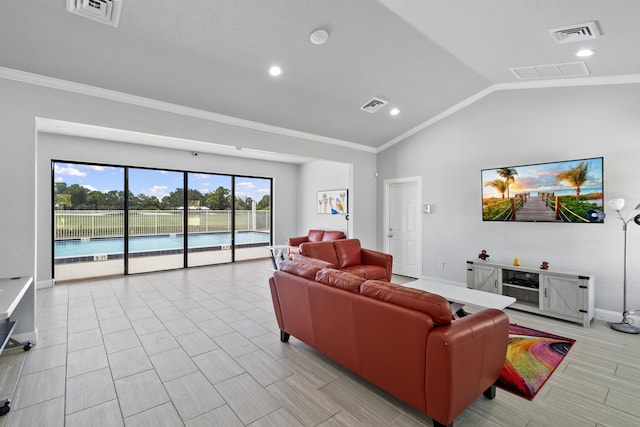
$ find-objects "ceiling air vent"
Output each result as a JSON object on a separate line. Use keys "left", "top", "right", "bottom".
{"left": 511, "top": 61, "right": 590, "bottom": 80}
{"left": 359, "top": 97, "right": 388, "bottom": 114}
{"left": 66, "top": 0, "right": 123, "bottom": 28}
{"left": 548, "top": 21, "right": 600, "bottom": 44}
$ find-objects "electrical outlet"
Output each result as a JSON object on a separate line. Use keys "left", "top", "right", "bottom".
{"left": 438, "top": 260, "right": 445, "bottom": 269}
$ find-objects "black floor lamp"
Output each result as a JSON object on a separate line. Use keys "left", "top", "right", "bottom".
{"left": 606, "top": 198, "right": 640, "bottom": 334}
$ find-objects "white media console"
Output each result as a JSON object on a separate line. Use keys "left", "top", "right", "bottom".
{"left": 466, "top": 260, "right": 594, "bottom": 327}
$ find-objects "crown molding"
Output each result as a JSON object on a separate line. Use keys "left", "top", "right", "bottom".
{"left": 377, "top": 73, "right": 640, "bottom": 153}
{"left": 493, "top": 73, "right": 640, "bottom": 91}
{"left": 3, "top": 66, "right": 638, "bottom": 156}
{"left": 377, "top": 85, "right": 497, "bottom": 152}
{"left": 0, "top": 66, "right": 376, "bottom": 154}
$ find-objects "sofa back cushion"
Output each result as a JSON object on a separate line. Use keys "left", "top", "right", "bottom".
{"left": 322, "top": 230, "right": 346, "bottom": 241}
{"left": 360, "top": 280, "right": 452, "bottom": 325}
{"left": 307, "top": 229, "right": 325, "bottom": 242}
{"left": 291, "top": 254, "right": 335, "bottom": 270}
{"left": 315, "top": 269, "right": 365, "bottom": 293}
{"left": 279, "top": 260, "right": 322, "bottom": 280}
{"left": 333, "top": 239, "right": 362, "bottom": 268}
{"left": 299, "top": 241, "right": 340, "bottom": 267}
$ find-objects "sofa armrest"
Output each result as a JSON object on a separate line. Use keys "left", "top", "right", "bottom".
{"left": 288, "top": 236, "right": 309, "bottom": 247}
{"left": 425, "top": 309, "right": 509, "bottom": 426}
{"left": 361, "top": 248, "right": 393, "bottom": 281}
{"left": 288, "top": 236, "right": 309, "bottom": 258}
{"left": 268, "top": 277, "right": 284, "bottom": 330}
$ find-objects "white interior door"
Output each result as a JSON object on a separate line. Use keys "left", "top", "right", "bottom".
{"left": 384, "top": 178, "right": 422, "bottom": 278}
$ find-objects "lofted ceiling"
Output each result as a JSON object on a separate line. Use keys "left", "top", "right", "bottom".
{"left": 1, "top": 0, "right": 639, "bottom": 151}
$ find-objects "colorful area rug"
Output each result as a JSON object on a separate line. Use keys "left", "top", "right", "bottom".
{"left": 497, "top": 324, "right": 575, "bottom": 400}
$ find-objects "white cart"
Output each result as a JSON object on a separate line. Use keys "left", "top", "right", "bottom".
{"left": 1, "top": 276, "right": 37, "bottom": 416}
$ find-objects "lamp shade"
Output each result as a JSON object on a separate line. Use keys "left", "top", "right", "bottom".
{"left": 635, "top": 214, "right": 640, "bottom": 226}
{"left": 587, "top": 209, "right": 606, "bottom": 221}
{"left": 609, "top": 198, "right": 625, "bottom": 211}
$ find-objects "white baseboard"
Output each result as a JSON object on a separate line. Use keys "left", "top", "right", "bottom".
{"left": 36, "top": 278, "right": 55, "bottom": 289}
{"left": 594, "top": 308, "right": 640, "bottom": 324}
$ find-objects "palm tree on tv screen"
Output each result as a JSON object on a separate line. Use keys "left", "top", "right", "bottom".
{"left": 496, "top": 168, "right": 518, "bottom": 199}
{"left": 556, "top": 161, "right": 588, "bottom": 201}
{"left": 484, "top": 179, "right": 509, "bottom": 199}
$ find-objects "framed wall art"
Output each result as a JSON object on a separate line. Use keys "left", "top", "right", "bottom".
{"left": 317, "top": 190, "right": 348, "bottom": 214}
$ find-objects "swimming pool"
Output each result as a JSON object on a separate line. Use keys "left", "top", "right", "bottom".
{"left": 55, "top": 231, "right": 270, "bottom": 258}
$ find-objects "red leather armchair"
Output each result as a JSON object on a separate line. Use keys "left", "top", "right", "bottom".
{"left": 287, "top": 229, "right": 346, "bottom": 257}
{"left": 294, "top": 238, "right": 392, "bottom": 281}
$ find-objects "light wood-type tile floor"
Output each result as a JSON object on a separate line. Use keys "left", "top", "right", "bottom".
{"left": 1, "top": 259, "right": 640, "bottom": 426}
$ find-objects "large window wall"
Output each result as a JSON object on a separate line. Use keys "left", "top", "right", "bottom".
{"left": 53, "top": 161, "right": 272, "bottom": 281}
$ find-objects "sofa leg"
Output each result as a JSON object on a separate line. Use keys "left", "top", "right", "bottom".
{"left": 483, "top": 383, "right": 496, "bottom": 399}
{"left": 280, "top": 330, "right": 290, "bottom": 343}
{"left": 432, "top": 419, "right": 452, "bottom": 427}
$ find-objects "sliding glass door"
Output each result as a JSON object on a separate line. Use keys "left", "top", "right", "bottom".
{"left": 127, "top": 168, "right": 184, "bottom": 274}
{"left": 234, "top": 176, "right": 272, "bottom": 261}
{"left": 187, "top": 173, "right": 233, "bottom": 266}
{"left": 53, "top": 162, "right": 125, "bottom": 281}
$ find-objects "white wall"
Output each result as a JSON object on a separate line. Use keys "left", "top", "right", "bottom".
{"left": 377, "top": 84, "right": 640, "bottom": 315}
{"left": 0, "top": 77, "right": 378, "bottom": 284}
{"left": 295, "top": 161, "right": 352, "bottom": 240}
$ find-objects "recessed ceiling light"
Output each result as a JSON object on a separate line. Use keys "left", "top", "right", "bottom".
{"left": 269, "top": 65, "right": 282, "bottom": 77}
{"left": 390, "top": 108, "right": 400, "bottom": 116}
{"left": 575, "top": 49, "right": 596, "bottom": 57}
{"left": 310, "top": 29, "right": 329, "bottom": 45}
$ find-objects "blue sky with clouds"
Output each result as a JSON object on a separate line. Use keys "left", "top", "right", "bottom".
{"left": 482, "top": 157, "right": 603, "bottom": 198}
{"left": 54, "top": 162, "right": 271, "bottom": 201}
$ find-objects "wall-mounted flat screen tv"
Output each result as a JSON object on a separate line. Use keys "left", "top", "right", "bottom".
{"left": 481, "top": 157, "right": 603, "bottom": 223}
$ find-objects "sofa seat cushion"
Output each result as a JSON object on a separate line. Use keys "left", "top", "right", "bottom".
{"left": 333, "top": 239, "right": 362, "bottom": 268}
{"left": 360, "top": 280, "right": 452, "bottom": 325}
{"left": 342, "top": 265, "right": 388, "bottom": 281}
{"left": 300, "top": 241, "right": 340, "bottom": 267}
{"left": 315, "top": 269, "right": 365, "bottom": 293}
{"left": 279, "top": 260, "right": 322, "bottom": 280}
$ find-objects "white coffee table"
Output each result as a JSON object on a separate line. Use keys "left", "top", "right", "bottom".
{"left": 266, "top": 245, "right": 293, "bottom": 270}
{"left": 402, "top": 279, "right": 515, "bottom": 310}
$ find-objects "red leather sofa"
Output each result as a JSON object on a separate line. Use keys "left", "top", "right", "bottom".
{"left": 269, "top": 261, "right": 509, "bottom": 427}
{"left": 287, "top": 229, "right": 346, "bottom": 257}
{"left": 292, "top": 238, "right": 392, "bottom": 281}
